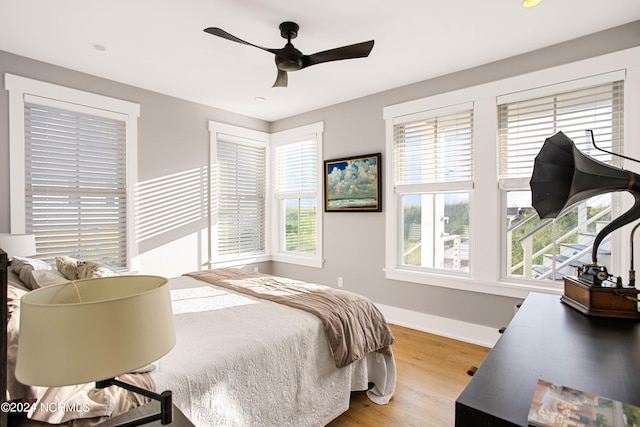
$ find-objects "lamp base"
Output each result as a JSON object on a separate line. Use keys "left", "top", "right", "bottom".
{"left": 96, "top": 378, "right": 172, "bottom": 426}
{"left": 561, "top": 276, "right": 640, "bottom": 319}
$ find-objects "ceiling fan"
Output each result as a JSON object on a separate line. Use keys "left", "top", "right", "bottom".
{"left": 204, "top": 21, "right": 374, "bottom": 88}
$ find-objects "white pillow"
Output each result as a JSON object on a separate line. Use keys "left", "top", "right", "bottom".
{"left": 56, "top": 255, "right": 79, "bottom": 280}
{"left": 77, "top": 261, "right": 119, "bottom": 279}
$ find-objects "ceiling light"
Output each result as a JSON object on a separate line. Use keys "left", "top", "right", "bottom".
{"left": 522, "top": 0, "right": 541, "bottom": 7}
{"left": 255, "top": 97, "right": 266, "bottom": 102}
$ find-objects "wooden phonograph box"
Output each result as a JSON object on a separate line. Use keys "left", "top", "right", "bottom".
{"left": 561, "top": 265, "right": 640, "bottom": 319}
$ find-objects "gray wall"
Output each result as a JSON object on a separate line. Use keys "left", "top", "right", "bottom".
{"left": 1, "top": 21, "right": 639, "bottom": 334}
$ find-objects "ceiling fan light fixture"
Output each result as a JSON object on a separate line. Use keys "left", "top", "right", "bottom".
{"left": 522, "top": 0, "right": 541, "bottom": 8}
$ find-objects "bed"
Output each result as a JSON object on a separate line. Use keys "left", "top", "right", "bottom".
{"left": 1, "top": 254, "right": 396, "bottom": 426}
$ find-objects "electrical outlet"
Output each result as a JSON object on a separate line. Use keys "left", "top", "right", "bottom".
{"left": 337, "top": 277, "right": 343, "bottom": 287}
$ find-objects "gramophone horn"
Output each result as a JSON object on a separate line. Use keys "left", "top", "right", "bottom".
{"left": 530, "top": 131, "right": 640, "bottom": 263}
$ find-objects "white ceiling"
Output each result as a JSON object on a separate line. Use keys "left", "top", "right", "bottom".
{"left": 2, "top": 1, "right": 639, "bottom": 122}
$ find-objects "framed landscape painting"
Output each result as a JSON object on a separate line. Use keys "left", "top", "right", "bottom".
{"left": 324, "top": 153, "right": 381, "bottom": 212}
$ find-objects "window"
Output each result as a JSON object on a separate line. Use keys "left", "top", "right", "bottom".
{"left": 384, "top": 48, "right": 636, "bottom": 297}
{"left": 24, "top": 102, "right": 127, "bottom": 266}
{"left": 275, "top": 140, "right": 317, "bottom": 253}
{"left": 499, "top": 77, "right": 624, "bottom": 283}
{"left": 272, "top": 123, "right": 323, "bottom": 268}
{"left": 208, "top": 122, "right": 322, "bottom": 268}
{"left": 209, "top": 122, "right": 269, "bottom": 264}
{"left": 5, "top": 74, "right": 139, "bottom": 268}
{"left": 391, "top": 104, "right": 473, "bottom": 274}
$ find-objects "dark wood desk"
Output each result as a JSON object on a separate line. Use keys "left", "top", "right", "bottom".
{"left": 455, "top": 292, "right": 640, "bottom": 426}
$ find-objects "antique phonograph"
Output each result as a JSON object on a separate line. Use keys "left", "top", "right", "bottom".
{"left": 530, "top": 130, "right": 640, "bottom": 318}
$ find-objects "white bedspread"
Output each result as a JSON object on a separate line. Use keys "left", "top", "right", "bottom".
{"left": 152, "top": 276, "right": 396, "bottom": 427}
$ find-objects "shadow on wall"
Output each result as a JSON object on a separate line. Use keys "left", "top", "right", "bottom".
{"left": 135, "top": 166, "right": 209, "bottom": 270}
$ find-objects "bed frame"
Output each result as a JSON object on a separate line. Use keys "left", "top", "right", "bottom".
{"left": 1, "top": 248, "right": 8, "bottom": 427}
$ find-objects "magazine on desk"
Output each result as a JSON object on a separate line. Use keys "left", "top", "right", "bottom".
{"left": 528, "top": 379, "right": 640, "bottom": 427}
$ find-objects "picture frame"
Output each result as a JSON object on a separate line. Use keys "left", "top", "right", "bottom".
{"left": 324, "top": 153, "right": 381, "bottom": 212}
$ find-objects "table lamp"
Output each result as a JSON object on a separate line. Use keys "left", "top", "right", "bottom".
{"left": 0, "top": 234, "right": 36, "bottom": 261}
{"left": 15, "top": 275, "right": 176, "bottom": 426}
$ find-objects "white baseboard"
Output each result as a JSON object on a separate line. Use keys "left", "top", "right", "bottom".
{"left": 377, "top": 303, "right": 501, "bottom": 348}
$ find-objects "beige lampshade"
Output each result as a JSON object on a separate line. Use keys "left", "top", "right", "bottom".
{"left": 0, "top": 233, "right": 36, "bottom": 259}
{"left": 15, "top": 275, "right": 176, "bottom": 387}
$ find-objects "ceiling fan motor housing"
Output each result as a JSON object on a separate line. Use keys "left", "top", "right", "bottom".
{"left": 275, "top": 43, "right": 304, "bottom": 71}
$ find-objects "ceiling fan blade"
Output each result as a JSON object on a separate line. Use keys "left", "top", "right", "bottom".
{"left": 204, "top": 27, "right": 277, "bottom": 54}
{"left": 301, "top": 40, "right": 374, "bottom": 68}
{"left": 272, "top": 69, "right": 288, "bottom": 88}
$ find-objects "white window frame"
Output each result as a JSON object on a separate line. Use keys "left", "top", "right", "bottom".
{"left": 208, "top": 121, "right": 271, "bottom": 267}
{"left": 391, "top": 103, "right": 474, "bottom": 275}
{"left": 4, "top": 73, "right": 140, "bottom": 270}
{"left": 271, "top": 122, "right": 324, "bottom": 268}
{"left": 384, "top": 47, "right": 640, "bottom": 299}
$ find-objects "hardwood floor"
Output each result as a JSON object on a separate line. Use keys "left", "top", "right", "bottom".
{"left": 327, "top": 324, "right": 491, "bottom": 427}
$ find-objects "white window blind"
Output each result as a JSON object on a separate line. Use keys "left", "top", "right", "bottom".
{"left": 394, "top": 109, "right": 473, "bottom": 190}
{"left": 275, "top": 138, "right": 317, "bottom": 254}
{"left": 24, "top": 102, "right": 127, "bottom": 267}
{"left": 275, "top": 139, "right": 317, "bottom": 194}
{"left": 216, "top": 138, "right": 266, "bottom": 256}
{"left": 498, "top": 80, "right": 625, "bottom": 181}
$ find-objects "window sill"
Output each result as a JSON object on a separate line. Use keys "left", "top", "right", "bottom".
{"left": 209, "top": 254, "right": 271, "bottom": 269}
{"left": 208, "top": 253, "right": 323, "bottom": 269}
{"left": 271, "top": 253, "right": 324, "bottom": 269}
{"left": 385, "top": 267, "right": 563, "bottom": 299}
